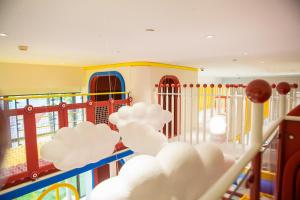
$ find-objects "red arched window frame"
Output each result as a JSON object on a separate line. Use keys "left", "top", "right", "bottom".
{"left": 158, "top": 75, "right": 180, "bottom": 138}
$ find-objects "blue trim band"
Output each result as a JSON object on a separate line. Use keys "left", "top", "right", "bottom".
{"left": 88, "top": 71, "right": 126, "bottom": 100}
{"left": 0, "top": 150, "right": 134, "bottom": 200}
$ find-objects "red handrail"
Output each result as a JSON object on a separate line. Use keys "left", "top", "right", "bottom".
{"left": 1, "top": 97, "right": 131, "bottom": 189}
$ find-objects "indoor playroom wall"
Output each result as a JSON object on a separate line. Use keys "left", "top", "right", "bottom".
{"left": 222, "top": 75, "right": 300, "bottom": 90}
{"left": 0, "top": 63, "right": 84, "bottom": 95}
{"left": 83, "top": 65, "right": 198, "bottom": 103}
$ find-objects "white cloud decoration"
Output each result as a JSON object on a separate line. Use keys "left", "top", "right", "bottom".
{"left": 91, "top": 142, "right": 234, "bottom": 200}
{"left": 119, "top": 122, "right": 168, "bottom": 156}
{"left": 40, "top": 121, "right": 120, "bottom": 171}
{"left": 110, "top": 102, "right": 172, "bottom": 155}
{"left": 109, "top": 102, "right": 173, "bottom": 131}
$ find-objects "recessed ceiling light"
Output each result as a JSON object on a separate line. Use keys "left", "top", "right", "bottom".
{"left": 0, "top": 33, "right": 8, "bottom": 37}
{"left": 206, "top": 35, "right": 215, "bottom": 39}
{"left": 145, "top": 28, "right": 155, "bottom": 32}
{"left": 18, "top": 45, "right": 28, "bottom": 51}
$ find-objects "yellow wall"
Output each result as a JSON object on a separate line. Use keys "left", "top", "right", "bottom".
{"left": 0, "top": 63, "right": 84, "bottom": 95}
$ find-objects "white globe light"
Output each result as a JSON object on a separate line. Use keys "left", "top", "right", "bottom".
{"left": 209, "top": 114, "right": 227, "bottom": 135}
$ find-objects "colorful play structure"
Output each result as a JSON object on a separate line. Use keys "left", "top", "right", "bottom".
{"left": 1, "top": 0, "right": 300, "bottom": 199}
{"left": 0, "top": 62, "right": 299, "bottom": 200}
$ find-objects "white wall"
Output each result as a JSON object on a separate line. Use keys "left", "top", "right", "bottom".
{"left": 221, "top": 75, "right": 300, "bottom": 91}
{"left": 198, "top": 75, "right": 222, "bottom": 84}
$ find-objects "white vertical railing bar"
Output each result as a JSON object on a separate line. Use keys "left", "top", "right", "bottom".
{"left": 190, "top": 85, "right": 193, "bottom": 144}
{"left": 250, "top": 104, "right": 264, "bottom": 146}
{"left": 196, "top": 84, "right": 200, "bottom": 144}
{"left": 269, "top": 86, "right": 274, "bottom": 122}
{"left": 229, "top": 87, "right": 235, "bottom": 142}
{"left": 216, "top": 85, "right": 222, "bottom": 114}
{"left": 293, "top": 88, "right": 297, "bottom": 108}
{"left": 171, "top": 85, "right": 175, "bottom": 141}
{"left": 288, "top": 91, "right": 293, "bottom": 112}
{"left": 226, "top": 85, "right": 230, "bottom": 143}
{"left": 279, "top": 94, "right": 287, "bottom": 117}
{"left": 236, "top": 94, "right": 244, "bottom": 144}
{"left": 166, "top": 85, "right": 169, "bottom": 139}
{"left": 184, "top": 85, "right": 187, "bottom": 142}
{"left": 210, "top": 85, "right": 214, "bottom": 118}
{"left": 203, "top": 85, "right": 207, "bottom": 142}
{"left": 159, "top": 85, "right": 163, "bottom": 133}
{"left": 241, "top": 87, "right": 246, "bottom": 146}
{"left": 178, "top": 85, "right": 181, "bottom": 142}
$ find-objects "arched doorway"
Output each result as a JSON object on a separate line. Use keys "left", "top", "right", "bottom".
{"left": 88, "top": 71, "right": 125, "bottom": 187}
{"left": 89, "top": 71, "right": 125, "bottom": 124}
{"left": 158, "top": 75, "right": 180, "bottom": 138}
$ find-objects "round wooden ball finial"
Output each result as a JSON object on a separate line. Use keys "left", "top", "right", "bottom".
{"left": 196, "top": 84, "right": 200, "bottom": 88}
{"left": 291, "top": 83, "right": 298, "bottom": 89}
{"left": 271, "top": 83, "right": 276, "bottom": 89}
{"left": 160, "top": 84, "right": 164, "bottom": 88}
{"left": 246, "top": 79, "right": 272, "bottom": 103}
{"left": 225, "top": 84, "right": 230, "bottom": 88}
{"left": 218, "top": 84, "right": 222, "bottom": 88}
{"left": 171, "top": 84, "right": 175, "bottom": 88}
{"left": 189, "top": 84, "right": 194, "bottom": 88}
{"left": 276, "top": 82, "right": 291, "bottom": 95}
{"left": 210, "top": 84, "right": 214, "bottom": 88}
{"left": 183, "top": 84, "right": 187, "bottom": 88}
{"left": 203, "top": 84, "right": 208, "bottom": 88}
{"left": 155, "top": 84, "right": 159, "bottom": 88}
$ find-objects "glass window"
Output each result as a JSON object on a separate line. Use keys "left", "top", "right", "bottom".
{"left": 0, "top": 98, "right": 4, "bottom": 110}
{"left": 16, "top": 99, "right": 28, "bottom": 109}
{"left": 8, "top": 100, "right": 16, "bottom": 109}
{"left": 62, "top": 96, "right": 74, "bottom": 104}
{"left": 29, "top": 98, "right": 48, "bottom": 107}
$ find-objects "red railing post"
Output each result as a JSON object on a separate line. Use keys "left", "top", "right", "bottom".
{"left": 86, "top": 101, "right": 95, "bottom": 123}
{"left": 250, "top": 153, "right": 262, "bottom": 200}
{"left": 23, "top": 105, "right": 39, "bottom": 180}
{"left": 58, "top": 102, "right": 68, "bottom": 128}
{"left": 108, "top": 98, "right": 115, "bottom": 129}
{"left": 127, "top": 97, "right": 133, "bottom": 106}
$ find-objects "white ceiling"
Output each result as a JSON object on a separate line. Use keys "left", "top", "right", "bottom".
{"left": 0, "top": 0, "right": 300, "bottom": 77}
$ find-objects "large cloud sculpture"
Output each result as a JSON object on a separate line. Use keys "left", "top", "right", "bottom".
{"left": 119, "top": 122, "right": 168, "bottom": 155}
{"left": 40, "top": 121, "right": 120, "bottom": 170}
{"left": 110, "top": 103, "right": 171, "bottom": 155}
{"left": 91, "top": 142, "right": 234, "bottom": 200}
{"left": 109, "top": 102, "right": 172, "bottom": 131}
